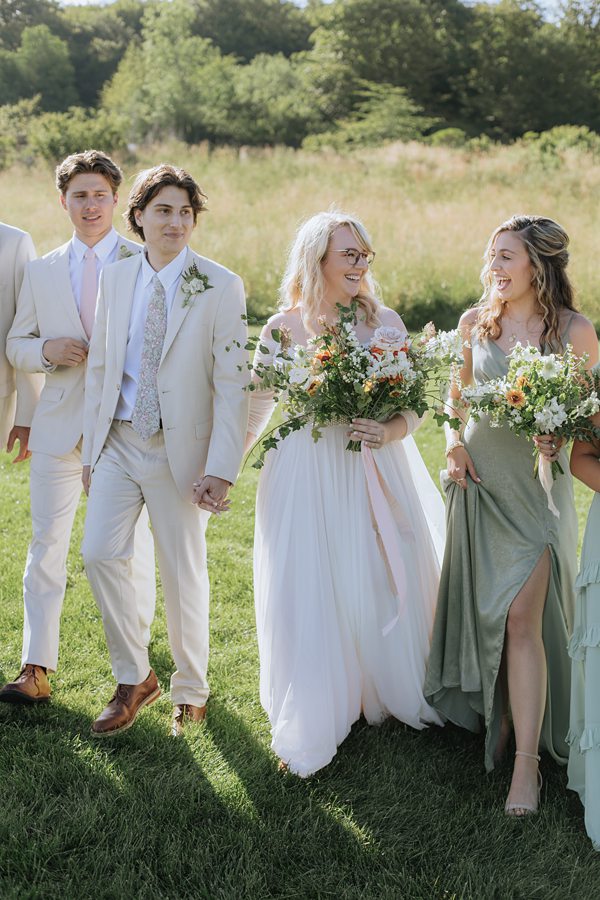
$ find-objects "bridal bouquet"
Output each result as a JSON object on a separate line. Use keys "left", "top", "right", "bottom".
{"left": 462, "top": 342, "right": 600, "bottom": 514}
{"left": 245, "top": 304, "right": 463, "bottom": 467}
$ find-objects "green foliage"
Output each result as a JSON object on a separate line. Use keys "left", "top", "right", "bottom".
{"left": 304, "top": 82, "right": 436, "bottom": 150}
{"left": 14, "top": 25, "right": 77, "bottom": 112}
{"left": 0, "top": 97, "right": 40, "bottom": 169}
{"left": 429, "top": 127, "right": 468, "bottom": 148}
{"left": 190, "top": 0, "right": 312, "bottom": 61}
{"left": 27, "top": 107, "right": 127, "bottom": 163}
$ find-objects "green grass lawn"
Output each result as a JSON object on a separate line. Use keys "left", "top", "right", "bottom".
{"left": 1, "top": 420, "right": 599, "bottom": 899}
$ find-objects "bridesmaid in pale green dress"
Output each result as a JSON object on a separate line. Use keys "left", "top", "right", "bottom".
{"left": 567, "top": 416, "right": 600, "bottom": 849}
{"left": 424, "top": 215, "right": 598, "bottom": 816}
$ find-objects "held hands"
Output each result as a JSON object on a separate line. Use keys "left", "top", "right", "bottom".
{"left": 193, "top": 475, "right": 232, "bottom": 514}
{"left": 446, "top": 445, "right": 481, "bottom": 490}
{"left": 6, "top": 426, "right": 31, "bottom": 463}
{"left": 43, "top": 337, "right": 88, "bottom": 367}
{"left": 533, "top": 434, "right": 564, "bottom": 463}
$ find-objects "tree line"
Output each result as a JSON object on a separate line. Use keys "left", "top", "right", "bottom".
{"left": 0, "top": 0, "right": 599, "bottom": 163}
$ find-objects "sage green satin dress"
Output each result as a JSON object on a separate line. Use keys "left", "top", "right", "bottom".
{"left": 567, "top": 484, "right": 600, "bottom": 850}
{"left": 424, "top": 330, "right": 578, "bottom": 772}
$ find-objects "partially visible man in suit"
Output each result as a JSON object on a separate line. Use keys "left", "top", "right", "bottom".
{"left": 81, "top": 164, "right": 248, "bottom": 737}
{"left": 0, "top": 222, "right": 42, "bottom": 459}
{"left": 1, "top": 150, "right": 156, "bottom": 705}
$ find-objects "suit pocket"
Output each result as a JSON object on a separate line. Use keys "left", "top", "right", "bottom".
{"left": 195, "top": 418, "right": 212, "bottom": 440}
{"left": 40, "top": 385, "right": 64, "bottom": 403}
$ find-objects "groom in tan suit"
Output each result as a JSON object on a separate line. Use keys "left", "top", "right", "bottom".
{"left": 0, "top": 222, "right": 42, "bottom": 458}
{"left": 1, "top": 151, "right": 155, "bottom": 705}
{"left": 82, "top": 164, "right": 248, "bottom": 736}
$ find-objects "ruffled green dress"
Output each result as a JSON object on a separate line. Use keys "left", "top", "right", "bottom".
{"left": 424, "top": 330, "right": 578, "bottom": 772}
{"left": 567, "top": 492, "right": 600, "bottom": 850}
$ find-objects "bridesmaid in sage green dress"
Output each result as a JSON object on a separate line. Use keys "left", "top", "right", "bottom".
{"left": 567, "top": 413, "right": 600, "bottom": 850}
{"left": 424, "top": 215, "right": 598, "bottom": 816}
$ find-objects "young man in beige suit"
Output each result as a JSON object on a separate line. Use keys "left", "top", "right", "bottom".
{"left": 0, "top": 222, "right": 42, "bottom": 458}
{"left": 1, "top": 151, "right": 156, "bottom": 705}
{"left": 81, "top": 164, "right": 248, "bottom": 736}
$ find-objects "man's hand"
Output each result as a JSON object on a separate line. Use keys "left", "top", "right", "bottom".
{"left": 6, "top": 426, "right": 31, "bottom": 463}
{"left": 43, "top": 337, "right": 88, "bottom": 367}
{"left": 82, "top": 465, "right": 91, "bottom": 496}
{"left": 192, "top": 475, "right": 231, "bottom": 514}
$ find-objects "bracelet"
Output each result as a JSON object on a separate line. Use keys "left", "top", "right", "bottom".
{"left": 445, "top": 440, "right": 464, "bottom": 456}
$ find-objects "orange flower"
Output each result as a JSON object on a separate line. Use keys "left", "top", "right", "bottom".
{"left": 315, "top": 350, "right": 332, "bottom": 364}
{"left": 505, "top": 388, "right": 526, "bottom": 408}
{"left": 307, "top": 379, "right": 320, "bottom": 396}
{"left": 515, "top": 375, "right": 530, "bottom": 389}
{"left": 370, "top": 346, "right": 384, "bottom": 357}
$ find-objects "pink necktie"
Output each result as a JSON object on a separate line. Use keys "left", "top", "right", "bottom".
{"left": 80, "top": 248, "right": 98, "bottom": 339}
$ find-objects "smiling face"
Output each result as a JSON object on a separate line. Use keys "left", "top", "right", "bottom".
{"left": 134, "top": 184, "right": 195, "bottom": 268}
{"left": 60, "top": 172, "right": 118, "bottom": 246}
{"left": 320, "top": 225, "right": 370, "bottom": 307}
{"left": 489, "top": 231, "right": 535, "bottom": 306}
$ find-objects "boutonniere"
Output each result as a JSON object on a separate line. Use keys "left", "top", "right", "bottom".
{"left": 181, "top": 262, "right": 213, "bottom": 307}
{"left": 118, "top": 244, "right": 136, "bottom": 260}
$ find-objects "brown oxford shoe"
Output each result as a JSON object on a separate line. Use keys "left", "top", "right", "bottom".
{"left": 171, "top": 703, "right": 207, "bottom": 736}
{"left": 91, "top": 669, "right": 160, "bottom": 737}
{"left": 0, "top": 664, "right": 51, "bottom": 704}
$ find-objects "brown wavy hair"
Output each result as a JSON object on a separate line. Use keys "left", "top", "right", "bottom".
{"left": 125, "top": 164, "right": 208, "bottom": 240}
{"left": 477, "top": 214, "right": 576, "bottom": 351}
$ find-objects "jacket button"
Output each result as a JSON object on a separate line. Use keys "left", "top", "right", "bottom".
{"left": 116, "top": 383, "right": 121, "bottom": 391}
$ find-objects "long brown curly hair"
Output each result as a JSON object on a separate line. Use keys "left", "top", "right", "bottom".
{"left": 477, "top": 215, "right": 576, "bottom": 351}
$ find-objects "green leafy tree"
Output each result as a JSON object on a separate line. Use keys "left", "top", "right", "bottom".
{"left": 190, "top": 0, "right": 312, "bottom": 61}
{"left": 0, "top": 0, "right": 62, "bottom": 51}
{"left": 304, "top": 81, "right": 436, "bottom": 149}
{"left": 15, "top": 25, "right": 77, "bottom": 111}
{"left": 28, "top": 106, "right": 128, "bottom": 162}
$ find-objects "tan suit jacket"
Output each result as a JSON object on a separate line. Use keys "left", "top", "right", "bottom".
{"left": 83, "top": 247, "right": 249, "bottom": 500}
{"left": 7, "top": 234, "right": 141, "bottom": 457}
{"left": 0, "top": 222, "right": 42, "bottom": 427}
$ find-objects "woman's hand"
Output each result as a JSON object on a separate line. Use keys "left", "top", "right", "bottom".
{"left": 348, "top": 417, "right": 398, "bottom": 449}
{"left": 446, "top": 445, "right": 481, "bottom": 490}
{"left": 533, "top": 434, "right": 564, "bottom": 462}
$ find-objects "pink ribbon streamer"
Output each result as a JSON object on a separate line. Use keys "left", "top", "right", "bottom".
{"left": 361, "top": 445, "right": 409, "bottom": 636}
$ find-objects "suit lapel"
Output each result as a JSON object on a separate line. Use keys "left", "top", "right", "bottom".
{"left": 112, "top": 255, "right": 142, "bottom": 377}
{"left": 48, "top": 243, "right": 88, "bottom": 339}
{"left": 160, "top": 247, "right": 195, "bottom": 363}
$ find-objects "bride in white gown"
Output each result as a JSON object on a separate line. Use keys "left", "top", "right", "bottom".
{"left": 247, "top": 212, "right": 445, "bottom": 777}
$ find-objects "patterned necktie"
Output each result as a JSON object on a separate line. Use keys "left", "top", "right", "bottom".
{"left": 132, "top": 274, "right": 167, "bottom": 441}
{"left": 80, "top": 248, "right": 97, "bottom": 339}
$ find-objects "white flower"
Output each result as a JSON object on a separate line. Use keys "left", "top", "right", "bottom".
{"left": 188, "top": 278, "right": 205, "bottom": 293}
{"left": 288, "top": 366, "right": 310, "bottom": 385}
{"left": 539, "top": 356, "right": 561, "bottom": 380}
{"left": 575, "top": 393, "right": 600, "bottom": 417}
{"left": 534, "top": 397, "right": 567, "bottom": 431}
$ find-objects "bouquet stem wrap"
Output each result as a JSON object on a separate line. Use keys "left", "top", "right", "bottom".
{"left": 538, "top": 454, "right": 560, "bottom": 519}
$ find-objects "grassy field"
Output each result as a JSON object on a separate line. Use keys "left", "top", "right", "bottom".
{"left": 2, "top": 142, "right": 600, "bottom": 897}
{"left": 3, "top": 139, "right": 600, "bottom": 330}
{"left": 1, "top": 416, "right": 599, "bottom": 899}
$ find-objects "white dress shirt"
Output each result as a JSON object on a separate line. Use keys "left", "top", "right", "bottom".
{"left": 115, "top": 247, "right": 188, "bottom": 421}
{"left": 69, "top": 229, "right": 119, "bottom": 311}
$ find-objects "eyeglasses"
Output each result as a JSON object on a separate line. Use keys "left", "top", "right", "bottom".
{"left": 330, "top": 248, "right": 375, "bottom": 267}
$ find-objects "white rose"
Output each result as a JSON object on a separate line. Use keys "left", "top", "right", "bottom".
{"left": 188, "top": 278, "right": 204, "bottom": 293}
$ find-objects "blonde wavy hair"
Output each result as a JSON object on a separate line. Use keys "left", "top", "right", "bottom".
{"left": 477, "top": 214, "right": 576, "bottom": 351}
{"left": 278, "top": 211, "right": 382, "bottom": 331}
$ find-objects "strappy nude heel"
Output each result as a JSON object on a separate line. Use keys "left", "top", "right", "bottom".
{"left": 505, "top": 750, "right": 542, "bottom": 817}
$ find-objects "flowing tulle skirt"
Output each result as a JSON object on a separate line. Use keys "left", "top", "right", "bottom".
{"left": 254, "top": 424, "right": 445, "bottom": 777}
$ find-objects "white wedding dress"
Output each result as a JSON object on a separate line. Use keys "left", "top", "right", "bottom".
{"left": 250, "top": 323, "right": 446, "bottom": 777}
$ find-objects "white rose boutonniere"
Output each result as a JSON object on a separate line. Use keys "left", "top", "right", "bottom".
{"left": 181, "top": 262, "right": 213, "bottom": 307}
{"left": 118, "top": 244, "right": 136, "bottom": 260}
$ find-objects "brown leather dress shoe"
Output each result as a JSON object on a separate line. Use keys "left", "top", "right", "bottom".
{"left": 171, "top": 703, "right": 207, "bottom": 736}
{"left": 91, "top": 669, "right": 160, "bottom": 737}
{"left": 0, "top": 664, "right": 51, "bottom": 704}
